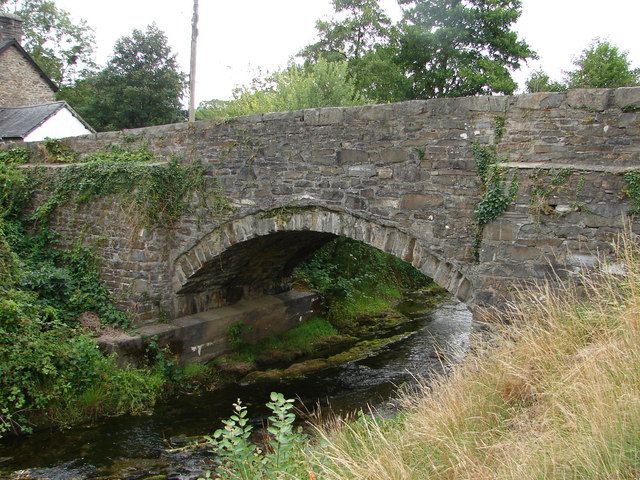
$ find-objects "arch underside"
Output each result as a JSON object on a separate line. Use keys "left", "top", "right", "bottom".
{"left": 172, "top": 209, "right": 474, "bottom": 317}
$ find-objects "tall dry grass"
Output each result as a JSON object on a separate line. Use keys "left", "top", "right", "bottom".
{"left": 307, "top": 234, "right": 640, "bottom": 479}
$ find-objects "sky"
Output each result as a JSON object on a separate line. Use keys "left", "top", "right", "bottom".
{"left": 52, "top": 0, "right": 640, "bottom": 105}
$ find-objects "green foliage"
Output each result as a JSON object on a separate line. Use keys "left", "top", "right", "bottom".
{"left": 294, "top": 237, "right": 428, "bottom": 328}
{"left": 472, "top": 144, "right": 519, "bottom": 260}
{"left": 298, "top": 0, "right": 406, "bottom": 103}
{"left": 227, "top": 321, "right": 251, "bottom": 349}
{"left": 63, "top": 24, "right": 186, "bottom": 131}
{"left": 300, "top": 0, "right": 393, "bottom": 63}
{"left": 0, "top": 147, "right": 30, "bottom": 165}
{"left": 567, "top": 39, "right": 639, "bottom": 89}
{"left": 0, "top": 218, "right": 17, "bottom": 287}
{"left": 624, "top": 171, "right": 640, "bottom": 215}
{"left": 0, "top": 286, "right": 163, "bottom": 437}
{"left": 0, "top": 0, "right": 96, "bottom": 85}
{"left": 525, "top": 70, "right": 567, "bottom": 93}
{"left": 201, "top": 393, "right": 307, "bottom": 479}
{"left": 42, "top": 138, "right": 78, "bottom": 163}
{"left": 221, "top": 316, "right": 340, "bottom": 366}
{"left": 33, "top": 151, "right": 214, "bottom": 228}
{"left": 0, "top": 159, "right": 33, "bottom": 219}
{"left": 494, "top": 116, "right": 506, "bottom": 142}
{"left": 197, "top": 59, "right": 369, "bottom": 119}
{"left": 396, "top": 0, "right": 535, "bottom": 99}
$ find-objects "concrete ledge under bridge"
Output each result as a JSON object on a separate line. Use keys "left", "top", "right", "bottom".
{"left": 98, "top": 290, "right": 319, "bottom": 365}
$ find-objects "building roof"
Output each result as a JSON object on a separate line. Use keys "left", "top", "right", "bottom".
{"left": 0, "top": 38, "right": 59, "bottom": 92}
{"left": 0, "top": 101, "right": 95, "bottom": 139}
{"left": 0, "top": 12, "right": 23, "bottom": 21}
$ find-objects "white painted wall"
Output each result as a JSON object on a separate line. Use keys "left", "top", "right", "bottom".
{"left": 24, "top": 107, "right": 93, "bottom": 142}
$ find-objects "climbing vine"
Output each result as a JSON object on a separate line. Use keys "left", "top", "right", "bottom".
{"left": 494, "top": 115, "right": 506, "bottom": 141}
{"left": 32, "top": 145, "right": 229, "bottom": 228}
{"left": 41, "top": 138, "right": 78, "bottom": 163}
{"left": 624, "top": 171, "right": 640, "bottom": 215}
{"left": 0, "top": 147, "right": 31, "bottom": 165}
{"left": 472, "top": 144, "right": 519, "bottom": 261}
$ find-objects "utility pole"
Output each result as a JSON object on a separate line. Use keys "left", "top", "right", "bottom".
{"left": 188, "top": 0, "right": 199, "bottom": 123}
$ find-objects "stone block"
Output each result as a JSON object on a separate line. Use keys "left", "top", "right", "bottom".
{"left": 614, "top": 87, "right": 640, "bottom": 111}
{"left": 515, "top": 92, "right": 565, "bottom": 110}
{"left": 347, "top": 164, "right": 377, "bottom": 177}
{"left": 566, "top": 89, "right": 612, "bottom": 111}
{"left": 377, "top": 147, "right": 408, "bottom": 164}
{"left": 337, "top": 149, "right": 369, "bottom": 164}
{"left": 400, "top": 193, "right": 442, "bottom": 210}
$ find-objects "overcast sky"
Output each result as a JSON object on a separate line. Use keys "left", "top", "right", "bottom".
{"left": 53, "top": 0, "right": 640, "bottom": 105}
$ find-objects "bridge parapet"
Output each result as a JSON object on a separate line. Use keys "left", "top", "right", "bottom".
{"left": 9, "top": 87, "right": 640, "bottom": 324}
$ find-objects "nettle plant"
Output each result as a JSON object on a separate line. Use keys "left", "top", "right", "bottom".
{"left": 200, "top": 392, "right": 307, "bottom": 480}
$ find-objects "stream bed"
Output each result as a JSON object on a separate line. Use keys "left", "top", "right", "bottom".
{"left": 0, "top": 298, "right": 473, "bottom": 480}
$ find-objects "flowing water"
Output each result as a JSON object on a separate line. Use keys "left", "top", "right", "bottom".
{"left": 0, "top": 298, "right": 473, "bottom": 480}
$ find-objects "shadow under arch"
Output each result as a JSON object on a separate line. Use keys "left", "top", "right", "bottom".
{"left": 172, "top": 208, "right": 474, "bottom": 317}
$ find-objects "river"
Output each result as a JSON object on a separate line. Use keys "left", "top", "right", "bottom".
{"left": 0, "top": 298, "right": 473, "bottom": 480}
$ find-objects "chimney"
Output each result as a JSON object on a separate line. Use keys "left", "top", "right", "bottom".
{"left": 0, "top": 11, "right": 23, "bottom": 44}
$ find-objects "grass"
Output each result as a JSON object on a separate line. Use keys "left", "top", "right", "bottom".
{"left": 217, "top": 316, "right": 341, "bottom": 366}
{"left": 301, "top": 233, "right": 640, "bottom": 479}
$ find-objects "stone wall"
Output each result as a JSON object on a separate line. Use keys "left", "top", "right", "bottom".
{"left": 0, "top": 45, "right": 56, "bottom": 107}
{"left": 19, "top": 87, "right": 640, "bottom": 324}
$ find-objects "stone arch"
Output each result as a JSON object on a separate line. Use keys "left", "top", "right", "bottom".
{"left": 172, "top": 208, "right": 474, "bottom": 316}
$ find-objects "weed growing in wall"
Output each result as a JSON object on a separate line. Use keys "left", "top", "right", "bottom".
{"left": 624, "top": 171, "right": 640, "bottom": 215}
{"left": 41, "top": 138, "right": 78, "bottom": 163}
{"left": 494, "top": 116, "right": 506, "bottom": 141}
{"left": 472, "top": 144, "right": 519, "bottom": 260}
{"left": 0, "top": 147, "right": 31, "bottom": 165}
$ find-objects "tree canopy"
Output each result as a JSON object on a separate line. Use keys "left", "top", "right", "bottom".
{"left": 64, "top": 24, "right": 186, "bottom": 131}
{"left": 567, "top": 39, "right": 639, "bottom": 89}
{"left": 0, "top": 0, "right": 95, "bottom": 85}
{"left": 525, "top": 70, "right": 566, "bottom": 93}
{"left": 297, "top": 0, "right": 535, "bottom": 102}
{"left": 396, "top": 0, "right": 535, "bottom": 99}
{"left": 197, "top": 59, "right": 369, "bottom": 120}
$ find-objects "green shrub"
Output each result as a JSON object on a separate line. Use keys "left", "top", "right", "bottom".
{"left": 200, "top": 392, "right": 308, "bottom": 479}
{"left": 294, "top": 237, "right": 428, "bottom": 328}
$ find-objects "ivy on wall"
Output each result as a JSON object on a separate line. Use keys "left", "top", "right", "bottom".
{"left": 472, "top": 143, "right": 519, "bottom": 261}
{"left": 30, "top": 145, "right": 229, "bottom": 228}
{"left": 624, "top": 171, "right": 640, "bottom": 215}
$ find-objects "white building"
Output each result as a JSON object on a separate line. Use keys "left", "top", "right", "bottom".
{"left": 0, "top": 101, "right": 95, "bottom": 142}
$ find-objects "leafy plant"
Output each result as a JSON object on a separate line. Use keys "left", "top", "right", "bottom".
{"left": 31, "top": 149, "right": 222, "bottom": 228}
{"left": 201, "top": 393, "right": 307, "bottom": 479}
{"left": 227, "top": 321, "right": 251, "bottom": 349}
{"left": 42, "top": 138, "right": 78, "bottom": 163}
{"left": 293, "top": 236, "right": 428, "bottom": 329}
{"left": 0, "top": 147, "right": 31, "bottom": 165}
{"left": 472, "top": 144, "right": 519, "bottom": 260}
{"left": 624, "top": 171, "right": 640, "bottom": 215}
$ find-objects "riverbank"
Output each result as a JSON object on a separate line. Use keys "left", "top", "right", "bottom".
{"left": 284, "top": 236, "right": 640, "bottom": 479}
{"left": 0, "top": 296, "right": 469, "bottom": 479}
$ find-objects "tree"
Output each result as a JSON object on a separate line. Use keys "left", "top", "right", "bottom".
{"left": 396, "top": 0, "right": 535, "bottom": 99}
{"left": 525, "top": 70, "right": 566, "bottom": 93}
{"left": 300, "top": 0, "right": 406, "bottom": 103}
{"left": 73, "top": 25, "right": 186, "bottom": 131}
{"left": 197, "top": 59, "right": 369, "bottom": 120}
{"left": 300, "top": 0, "right": 393, "bottom": 63}
{"left": 566, "top": 39, "right": 639, "bottom": 89}
{"left": 0, "top": 0, "right": 95, "bottom": 85}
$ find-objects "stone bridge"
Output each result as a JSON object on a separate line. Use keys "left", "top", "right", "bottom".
{"left": 23, "top": 88, "right": 640, "bottom": 342}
